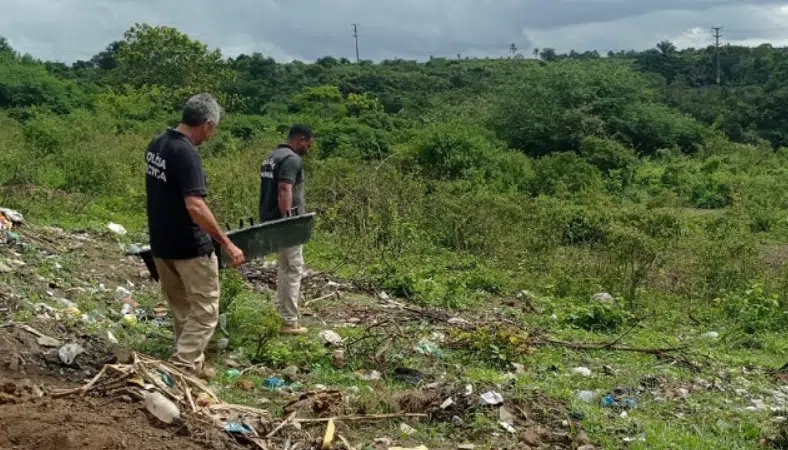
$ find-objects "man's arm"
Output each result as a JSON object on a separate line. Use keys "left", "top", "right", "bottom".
{"left": 185, "top": 196, "right": 245, "bottom": 266}
{"left": 277, "top": 181, "right": 294, "bottom": 217}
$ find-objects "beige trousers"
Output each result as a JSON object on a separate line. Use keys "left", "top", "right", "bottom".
{"left": 277, "top": 245, "right": 304, "bottom": 325}
{"left": 153, "top": 253, "right": 220, "bottom": 371}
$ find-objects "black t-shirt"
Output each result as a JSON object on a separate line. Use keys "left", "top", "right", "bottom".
{"left": 259, "top": 144, "right": 305, "bottom": 222}
{"left": 145, "top": 128, "right": 213, "bottom": 259}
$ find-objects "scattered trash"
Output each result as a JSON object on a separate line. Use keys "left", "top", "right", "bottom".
{"left": 1, "top": 208, "right": 24, "bottom": 224}
{"left": 263, "top": 377, "right": 286, "bottom": 389}
{"left": 591, "top": 292, "right": 614, "bottom": 304}
{"left": 448, "top": 317, "right": 469, "bottom": 325}
{"left": 115, "top": 287, "right": 139, "bottom": 307}
{"left": 144, "top": 391, "right": 181, "bottom": 424}
{"left": 0, "top": 261, "right": 13, "bottom": 273}
{"left": 225, "top": 421, "right": 253, "bottom": 434}
{"left": 602, "top": 394, "right": 637, "bottom": 410}
{"left": 480, "top": 391, "right": 504, "bottom": 406}
{"left": 499, "top": 407, "right": 515, "bottom": 424}
{"left": 576, "top": 390, "right": 598, "bottom": 403}
{"left": 121, "top": 314, "right": 138, "bottom": 326}
{"left": 499, "top": 421, "right": 517, "bottom": 434}
{"left": 121, "top": 303, "right": 135, "bottom": 315}
{"left": 37, "top": 335, "right": 61, "bottom": 347}
{"left": 318, "top": 330, "right": 344, "bottom": 346}
{"left": 58, "top": 343, "right": 85, "bottom": 366}
{"left": 701, "top": 331, "right": 720, "bottom": 339}
{"left": 458, "top": 445, "right": 476, "bottom": 450}
{"left": 217, "top": 338, "right": 229, "bottom": 350}
{"left": 399, "top": 423, "right": 417, "bottom": 435}
{"left": 322, "top": 418, "right": 336, "bottom": 449}
{"left": 374, "top": 438, "right": 393, "bottom": 446}
{"left": 106, "top": 330, "right": 119, "bottom": 344}
{"left": 55, "top": 297, "right": 76, "bottom": 308}
{"left": 281, "top": 365, "right": 299, "bottom": 380}
{"left": 393, "top": 367, "right": 426, "bottom": 385}
{"left": 414, "top": 338, "right": 443, "bottom": 357}
{"left": 571, "top": 367, "right": 593, "bottom": 377}
{"left": 578, "top": 445, "right": 596, "bottom": 450}
{"left": 440, "top": 398, "right": 454, "bottom": 409}
{"left": 196, "top": 392, "right": 213, "bottom": 407}
{"left": 158, "top": 371, "right": 176, "bottom": 388}
{"left": 357, "top": 370, "right": 382, "bottom": 381}
{"left": 623, "top": 434, "right": 646, "bottom": 443}
{"left": 620, "top": 411, "right": 629, "bottom": 419}
{"left": 378, "top": 291, "right": 390, "bottom": 301}
{"left": 107, "top": 222, "right": 127, "bottom": 236}
{"left": 511, "top": 363, "right": 526, "bottom": 374}
{"left": 452, "top": 416, "right": 464, "bottom": 426}
{"left": 464, "top": 384, "right": 474, "bottom": 396}
{"left": 601, "top": 395, "right": 616, "bottom": 408}
{"left": 225, "top": 369, "right": 241, "bottom": 379}
{"left": 569, "top": 410, "right": 586, "bottom": 420}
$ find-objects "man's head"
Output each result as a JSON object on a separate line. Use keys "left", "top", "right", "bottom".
{"left": 180, "top": 93, "right": 221, "bottom": 145}
{"left": 286, "top": 124, "right": 314, "bottom": 155}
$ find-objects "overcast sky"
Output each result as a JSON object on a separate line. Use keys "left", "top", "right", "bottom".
{"left": 3, "top": 0, "right": 788, "bottom": 63}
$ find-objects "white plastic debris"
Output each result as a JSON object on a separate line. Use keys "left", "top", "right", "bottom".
{"left": 464, "top": 384, "right": 474, "bottom": 396}
{"left": 591, "top": 292, "right": 614, "bottom": 304}
{"left": 480, "top": 391, "right": 504, "bottom": 406}
{"left": 55, "top": 297, "right": 76, "bottom": 308}
{"left": 58, "top": 343, "right": 85, "bottom": 365}
{"left": 144, "top": 391, "right": 181, "bottom": 424}
{"left": 358, "top": 370, "right": 382, "bottom": 381}
{"left": 499, "top": 421, "right": 517, "bottom": 434}
{"left": 577, "top": 390, "right": 598, "bottom": 403}
{"left": 399, "top": 423, "right": 417, "bottom": 435}
{"left": 107, "top": 331, "right": 119, "bottom": 344}
{"left": 107, "top": 222, "right": 127, "bottom": 236}
{"left": 440, "top": 398, "right": 454, "bottom": 409}
{"left": 121, "top": 303, "right": 135, "bottom": 315}
{"left": 378, "top": 291, "right": 390, "bottom": 301}
{"left": 571, "top": 367, "right": 593, "bottom": 377}
{"left": 217, "top": 338, "right": 229, "bottom": 350}
{"left": 701, "top": 331, "right": 720, "bottom": 339}
{"left": 499, "top": 407, "right": 515, "bottom": 424}
{"left": 318, "top": 330, "right": 344, "bottom": 346}
{"left": 1, "top": 208, "right": 24, "bottom": 224}
{"left": 448, "top": 317, "right": 469, "bottom": 325}
{"left": 115, "top": 287, "right": 132, "bottom": 302}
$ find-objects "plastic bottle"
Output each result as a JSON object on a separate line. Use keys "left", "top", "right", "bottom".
{"left": 144, "top": 391, "right": 181, "bottom": 424}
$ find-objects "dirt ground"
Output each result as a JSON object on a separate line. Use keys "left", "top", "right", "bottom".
{"left": 0, "top": 322, "right": 244, "bottom": 450}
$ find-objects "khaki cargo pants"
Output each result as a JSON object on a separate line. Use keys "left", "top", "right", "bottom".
{"left": 277, "top": 245, "right": 304, "bottom": 325}
{"left": 153, "top": 253, "right": 219, "bottom": 371}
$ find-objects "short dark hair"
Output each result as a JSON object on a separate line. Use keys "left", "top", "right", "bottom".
{"left": 288, "top": 124, "right": 313, "bottom": 139}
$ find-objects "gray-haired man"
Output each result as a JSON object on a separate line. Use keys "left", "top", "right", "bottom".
{"left": 145, "top": 93, "right": 244, "bottom": 379}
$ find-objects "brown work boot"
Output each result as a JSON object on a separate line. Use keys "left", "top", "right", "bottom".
{"left": 280, "top": 324, "right": 308, "bottom": 335}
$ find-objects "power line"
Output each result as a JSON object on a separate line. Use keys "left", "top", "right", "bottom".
{"left": 713, "top": 26, "right": 723, "bottom": 85}
{"left": 352, "top": 24, "right": 360, "bottom": 63}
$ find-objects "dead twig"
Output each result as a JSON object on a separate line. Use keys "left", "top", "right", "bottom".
{"left": 294, "top": 413, "right": 428, "bottom": 424}
{"left": 266, "top": 412, "right": 297, "bottom": 438}
{"left": 304, "top": 292, "right": 338, "bottom": 307}
{"left": 605, "top": 314, "right": 653, "bottom": 348}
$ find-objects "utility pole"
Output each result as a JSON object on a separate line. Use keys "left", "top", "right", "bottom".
{"left": 713, "top": 26, "right": 723, "bottom": 85}
{"left": 510, "top": 43, "right": 517, "bottom": 57}
{"left": 352, "top": 24, "right": 360, "bottom": 63}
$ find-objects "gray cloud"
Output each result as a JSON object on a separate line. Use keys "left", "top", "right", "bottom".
{"left": 1, "top": 0, "right": 787, "bottom": 62}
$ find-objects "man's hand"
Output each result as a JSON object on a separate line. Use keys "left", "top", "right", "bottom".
{"left": 225, "top": 242, "right": 245, "bottom": 267}
{"left": 185, "top": 195, "right": 244, "bottom": 266}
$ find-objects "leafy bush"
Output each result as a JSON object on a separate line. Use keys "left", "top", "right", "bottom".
{"left": 719, "top": 283, "right": 788, "bottom": 333}
{"left": 564, "top": 302, "right": 634, "bottom": 332}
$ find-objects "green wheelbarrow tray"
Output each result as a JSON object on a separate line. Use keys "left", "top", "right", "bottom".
{"left": 129, "top": 212, "right": 316, "bottom": 281}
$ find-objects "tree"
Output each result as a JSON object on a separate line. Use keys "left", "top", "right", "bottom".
{"left": 656, "top": 40, "right": 677, "bottom": 57}
{"left": 0, "top": 35, "right": 13, "bottom": 55}
{"left": 539, "top": 48, "right": 558, "bottom": 61}
{"left": 112, "top": 24, "right": 234, "bottom": 103}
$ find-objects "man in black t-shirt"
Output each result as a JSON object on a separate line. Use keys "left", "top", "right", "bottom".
{"left": 259, "top": 124, "right": 313, "bottom": 334}
{"left": 145, "top": 93, "right": 244, "bottom": 379}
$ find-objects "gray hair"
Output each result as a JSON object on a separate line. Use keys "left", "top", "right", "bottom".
{"left": 182, "top": 93, "right": 221, "bottom": 126}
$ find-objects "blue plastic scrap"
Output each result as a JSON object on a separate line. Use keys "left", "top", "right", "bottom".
{"left": 224, "top": 421, "right": 254, "bottom": 434}
{"left": 263, "top": 376, "right": 286, "bottom": 389}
